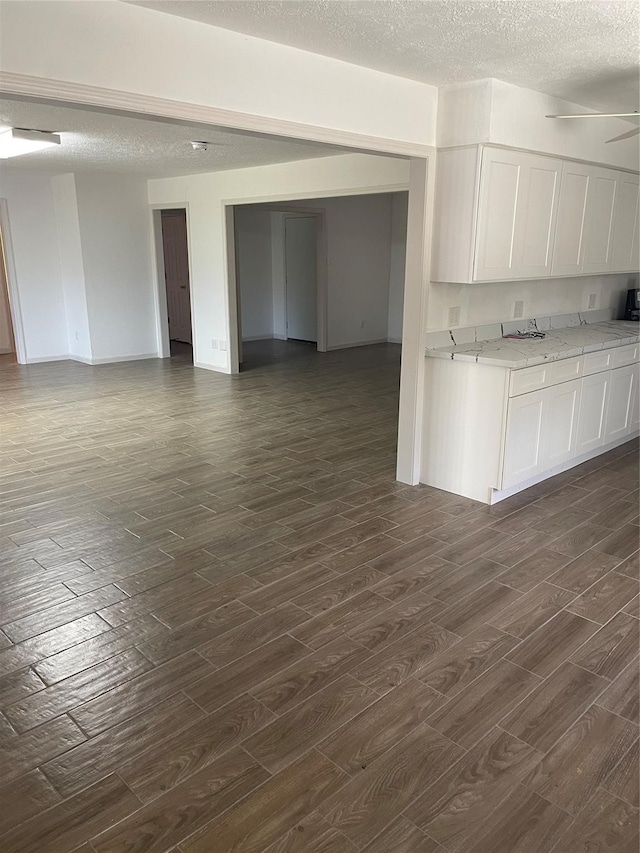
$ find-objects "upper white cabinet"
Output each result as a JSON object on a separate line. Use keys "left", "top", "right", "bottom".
{"left": 432, "top": 144, "right": 639, "bottom": 283}
{"left": 474, "top": 149, "right": 561, "bottom": 281}
{"left": 610, "top": 172, "right": 640, "bottom": 272}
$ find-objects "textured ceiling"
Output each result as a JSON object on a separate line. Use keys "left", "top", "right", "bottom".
{"left": 0, "top": 99, "right": 343, "bottom": 176}
{"left": 131, "top": 0, "right": 640, "bottom": 112}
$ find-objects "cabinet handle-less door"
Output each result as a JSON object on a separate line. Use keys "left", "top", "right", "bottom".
{"left": 604, "top": 365, "right": 635, "bottom": 443}
{"left": 541, "top": 378, "right": 582, "bottom": 468}
{"left": 551, "top": 163, "right": 590, "bottom": 276}
{"left": 502, "top": 389, "right": 546, "bottom": 488}
{"left": 582, "top": 169, "right": 617, "bottom": 274}
{"left": 474, "top": 150, "right": 521, "bottom": 281}
{"left": 610, "top": 173, "right": 640, "bottom": 272}
{"left": 576, "top": 371, "right": 610, "bottom": 455}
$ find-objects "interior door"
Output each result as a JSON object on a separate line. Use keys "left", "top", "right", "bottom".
{"left": 285, "top": 216, "right": 317, "bottom": 343}
{"left": 161, "top": 209, "right": 192, "bottom": 344}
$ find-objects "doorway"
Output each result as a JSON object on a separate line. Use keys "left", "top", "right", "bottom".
{"left": 160, "top": 208, "right": 192, "bottom": 357}
{"left": 284, "top": 215, "right": 317, "bottom": 343}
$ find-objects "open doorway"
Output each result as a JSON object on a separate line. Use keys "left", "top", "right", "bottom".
{"left": 158, "top": 208, "right": 193, "bottom": 361}
{"left": 0, "top": 221, "right": 15, "bottom": 360}
{"left": 283, "top": 215, "right": 317, "bottom": 344}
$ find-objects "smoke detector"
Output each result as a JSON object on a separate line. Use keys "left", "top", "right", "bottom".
{"left": 190, "top": 141, "right": 208, "bottom": 151}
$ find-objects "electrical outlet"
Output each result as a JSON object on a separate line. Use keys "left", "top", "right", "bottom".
{"left": 360, "top": 320, "right": 365, "bottom": 330}
{"left": 513, "top": 301, "right": 524, "bottom": 319}
{"left": 74, "top": 331, "right": 79, "bottom": 341}
{"left": 219, "top": 340, "right": 228, "bottom": 351}
{"left": 211, "top": 339, "right": 218, "bottom": 349}
{"left": 588, "top": 293, "right": 597, "bottom": 309}
{"left": 448, "top": 306, "right": 461, "bottom": 327}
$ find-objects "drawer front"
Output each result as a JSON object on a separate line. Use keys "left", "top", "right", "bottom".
{"left": 510, "top": 364, "right": 549, "bottom": 397}
{"left": 583, "top": 350, "right": 614, "bottom": 376}
{"left": 613, "top": 343, "right": 639, "bottom": 369}
{"left": 549, "top": 356, "right": 583, "bottom": 385}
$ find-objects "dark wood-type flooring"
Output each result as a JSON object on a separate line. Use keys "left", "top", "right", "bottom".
{"left": 0, "top": 339, "right": 638, "bottom": 852}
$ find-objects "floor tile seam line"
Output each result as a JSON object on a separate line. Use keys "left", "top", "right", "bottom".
{"left": 592, "top": 694, "right": 640, "bottom": 726}
{"left": 596, "top": 779, "right": 640, "bottom": 810}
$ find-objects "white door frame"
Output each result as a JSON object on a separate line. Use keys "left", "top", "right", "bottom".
{"left": 0, "top": 199, "right": 27, "bottom": 364}
{"left": 149, "top": 202, "right": 193, "bottom": 358}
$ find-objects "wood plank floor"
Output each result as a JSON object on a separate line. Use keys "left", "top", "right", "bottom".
{"left": 0, "top": 339, "right": 638, "bottom": 852}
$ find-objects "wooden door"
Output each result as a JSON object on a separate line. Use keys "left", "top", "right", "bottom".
{"left": 285, "top": 216, "right": 317, "bottom": 343}
{"left": 161, "top": 209, "right": 192, "bottom": 344}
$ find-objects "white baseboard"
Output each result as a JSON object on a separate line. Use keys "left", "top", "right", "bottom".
{"left": 194, "top": 360, "right": 231, "bottom": 374}
{"left": 70, "top": 353, "right": 158, "bottom": 365}
{"left": 25, "top": 354, "right": 71, "bottom": 364}
{"left": 490, "top": 431, "right": 639, "bottom": 505}
{"left": 242, "top": 334, "right": 288, "bottom": 342}
{"left": 326, "top": 339, "right": 389, "bottom": 351}
{"left": 386, "top": 336, "right": 402, "bottom": 344}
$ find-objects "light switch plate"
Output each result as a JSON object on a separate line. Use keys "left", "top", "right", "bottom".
{"left": 448, "top": 306, "right": 461, "bottom": 327}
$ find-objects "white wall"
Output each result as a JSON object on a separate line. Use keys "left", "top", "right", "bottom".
{"left": 277, "top": 194, "right": 396, "bottom": 348}
{"left": 0, "top": 245, "right": 13, "bottom": 353}
{"left": 234, "top": 209, "right": 275, "bottom": 340}
{"left": 427, "top": 273, "right": 637, "bottom": 333}
{"left": 148, "top": 153, "right": 411, "bottom": 371}
{"left": 438, "top": 79, "right": 640, "bottom": 171}
{"left": 387, "top": 192, "right": 408, "bottom": 343}
{"left": 51, "top": 173, "right": 92, "bottom": 361}
{"left": 0, "top": 168, "right": 67, "bottom": 361}
{"left": 1, "top": 1, "right": 437, "bottom": 148}
{"left": 74, "top": 173, "right": 156, "bottom": 361}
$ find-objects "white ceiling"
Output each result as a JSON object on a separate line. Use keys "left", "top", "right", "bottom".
{"left": 0, "top": 98, "right": 343, "bottom": 177}
{"left": 131, "top": 0, "right": 640, "bottom": 113}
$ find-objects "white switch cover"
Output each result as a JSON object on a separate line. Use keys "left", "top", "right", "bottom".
{"left": 219, "top": 340, "right": 228, "bottom": 351}
{"left": 448, "top": 306, "right": 461, "bottom": 327}
{"left": 588, "top": 293, "right": 597, "bottom": 309}
{"left": 513, "top": 301, "right": 524, "bottom": 319}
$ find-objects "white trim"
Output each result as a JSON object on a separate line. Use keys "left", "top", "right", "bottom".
{"left": 0, "top": 72, "right": 434, "bottom": 159}
{"left": 490, "top": 431, "right": 640, "bottom": 504}
{"left": 396, "top": 157, "right": 435, "bottom": 485}
{"left": 387, "top": 336, "right": 403, "bottom": 344}
{"left": 149, "top": 203, "right": 194, "bottom": 361}
{"left": 327, "top": 339, "right": 390, "bottom": 351}
{"left": 194, "top": 360, "right": 231, "bottom": 374}
{"left": 70, "top": 352, "right": 158, "bottom": 365}
{"left": 25, "top": 354, "right": 70, "bottom": 364}
{"left": 0, "top": 199, "right": 27, "bottom": 364}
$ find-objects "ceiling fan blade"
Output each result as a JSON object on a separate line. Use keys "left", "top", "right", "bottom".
{"left": 606, "top": 127, "right": 640, "bottom": 143}
{"left": 546, "top": 112, "right": 640, "bottom": 119}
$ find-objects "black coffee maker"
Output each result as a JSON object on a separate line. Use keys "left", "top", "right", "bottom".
{"left": 624, "top": 288, "right": 639, "bottom": 321}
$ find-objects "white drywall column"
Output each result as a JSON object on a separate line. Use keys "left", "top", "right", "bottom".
{"left": 396, "top": 158, "right": 434, "bottom": 485}
{"left": 387, "top": 192, "right": 408, "bottom": 342}
{"left": 51, "top": 173, "right": 92, "bottom": 361}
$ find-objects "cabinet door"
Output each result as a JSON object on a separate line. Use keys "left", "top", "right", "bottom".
{"left": 551, "top": 162, "right": 590, "bottom": 276}
{"left": 513, "top": 155, "right": 562, "bottom": 278}
{"left": 604, "top": 365, "right": 635, "bottom": 443}
{"left": 541, "top": 378, "right": 581, "bottom": 468}
{"left": 502, "top": 389, "right": 545, "bottom": 488}
{"left": 630, "top": 365, "right": 640, "bottom": 433}
{"left": 610, "top": 172, "right": 640, "bottom": 272}
{"left": 474, "top": 149, "right": 521, "bottom": 280}
{"left": 576, "top": 371, "right": 610, "bottom": 455}
{"left": 582, "top": 168, "right": 617, "bottom": 274}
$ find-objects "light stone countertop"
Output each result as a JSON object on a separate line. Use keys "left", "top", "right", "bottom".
{"left": 425, "top": 321, "right": 640, "bottom": 369}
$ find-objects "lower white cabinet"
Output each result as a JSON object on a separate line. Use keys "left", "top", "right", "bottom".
{"left": 503, "top": 390, "right": 545, "bottom": 488}
{"left": 422, "top": 343, "right": 639, "bottom": 504}
{"left": 604, "top": 364, "right": 635, "bottom": 443}
{"left": 576, "top": 371, "right": 609, "bottom": 454}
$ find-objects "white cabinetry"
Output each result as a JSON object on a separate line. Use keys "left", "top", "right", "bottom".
{"left": 610, "top": 172, "right": 640, "bottom": 272}
{"left": 604, "top": 364, "right": 635, "bottom": 443}
{"left": 474, "top": 149, "right": 561, "bottom": 281}
{"left": 432, "top": 145, "right": 639, "bottom": 283}
{"left": 422, "top": 342, "right": 639, "bottom": 504}
{"left": 576, "top": 372, "right": 609, "bottom": 454}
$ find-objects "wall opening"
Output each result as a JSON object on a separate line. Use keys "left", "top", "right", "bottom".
{"left": 153, "top": 206, "right": 193, "bottom": 363}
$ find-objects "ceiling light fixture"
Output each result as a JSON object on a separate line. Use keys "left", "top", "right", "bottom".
{"left": 0, "top": 127, "right": 61, "bottom": 159}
